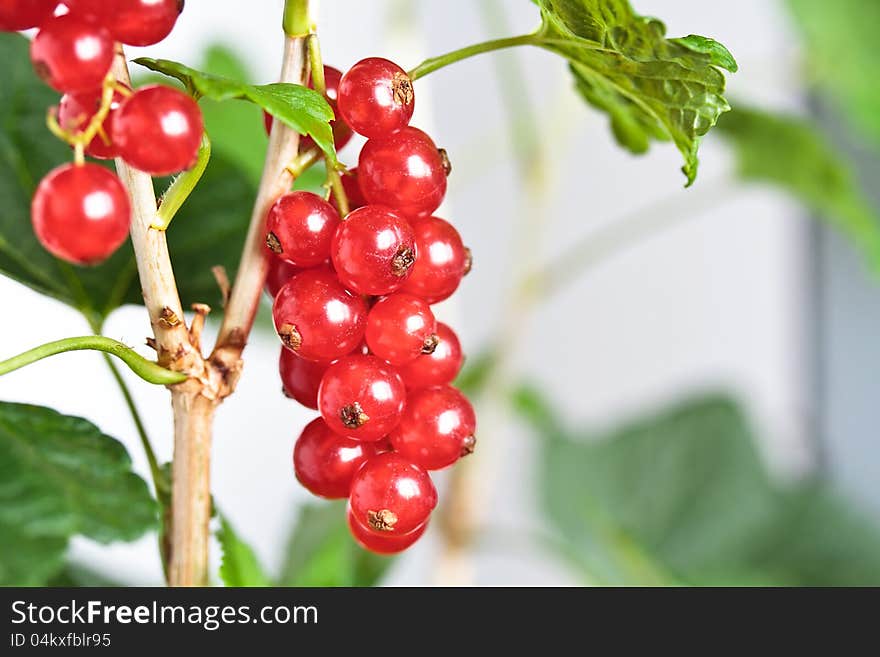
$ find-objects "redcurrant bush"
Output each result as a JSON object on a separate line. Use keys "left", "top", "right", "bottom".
{"left": 30, "top": 15, "right": 114, "bottom": 93}
{"left": 266, "top": 191, "right": 340, "bottom": 267}
{"left": 31, "top": 163, "right": 131, "bottom": 265}
{"left": 330, "top": 205, "right": 416, "bottom": 295}
{"left": 349, "top": 452, "right": 437, "bottom": 534}
{"left": 358, "top": 127, "right": 448, "bottom": 217}
{"left": 318, "top": 354, "right": 406, "bottom": 441}
{"left": 272, "top": 266, "right": 368, "bottom": 362}
{"left": 398, "top": 322, "right": 463, "bottom": 389}
{"left": 401, "top": 215, "right": 469, "bottom": 303}
{"left": 0, "top": 0, "right": 57, "bottom": 31}
{"left": 112, "top": 84, "right": 204, "bottom": 175}
{"left": 347, "top": 507, "right": 427, "bottom": 554}
{"left": 389, "top": 385, "right": 476, "bottom": 470}
{"left": 293, "top": 418, "right": 378, "bottom": 499}
{"left": 337, "top": 57, "right": 414, "bottom": 139}
{"left": 365, "top": 293, "right": 437, "bottom": 366}
{"left": 279, "top": 347, "right": 329, "bottom": 410}
{"left": 57, "top": 86, "right": 128, "bottom": 160}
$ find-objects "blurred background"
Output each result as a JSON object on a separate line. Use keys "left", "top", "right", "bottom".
{"left": 1, "top": 0, "right": 879, "bottom": 585}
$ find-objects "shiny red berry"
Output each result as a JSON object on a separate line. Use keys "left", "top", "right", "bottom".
{"left": 349, "top": 452, "right": 436, "bottom": 535}
{"left": 365, "top": 294, "right": 437, "bottom": 366}
{"left": 32, "top": 163, "right": 130, "bottom": 265}
{"left": 401, "top": 216, "right": 469, "bottom": 303}
{"left": 264, "top": 256, "right": 300, "bottom": 299}
{"left": 294, "top": 417, "right": 378, "bottom": 499}
{"left": 112, "top": 85, "right": 204, "bottom": 175}
{"left": 347, "top": 506, "right": 426, "bottom": 554}
{"left": 0, "top": 0, "right": 57, "bottom": 31}
{"left": 57, "top": 86, "right": 127, "bottom": 160}
{"left": 330, "top": 205, "right": 416, "bottom": 295}
{"left": 358, "top": 127, "right": 448, "bottom": 217}
{"left": 398, "top": 322, "right": 463, "bottom": 389}
{"left": 331, "top": 168, "right": 367, "bottom": 215}
{"left": 30, "top": 15, "right": 114, "bottom": 93}
{"left": 95, "top": 0, "right": 183, "bottom": 46}
{"left": 337, "top": 58, "right": 414, "bottom": 139}
{"left": 272, "top": 267, "right": 368, "bottom": 362}
{"left": 279, "top": 347, "right": 328, "bottom": 410}
{"left": 389, "top": 385, "right": 476, "bottom": 470}
{"left": 318, "top": 354, "right": 406, "bottom": 442}
{"left": 265, "top": 191, "right": 340, "bottom": 267}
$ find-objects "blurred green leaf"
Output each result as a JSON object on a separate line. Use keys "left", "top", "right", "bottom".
{"left": 279, "top": 502, "right": 391, "bottom": 587}
{"left": 515, "top": 387, "right": 880, "bottom": 585}
{"left": 454, "top": 350, "right": 499, "bottom": 396}
{"left": 217, "top": 514, "right": 271, "bottom": 587}
{"left": 0, "top": 33, "right": 256, "bottom": 318}
{"left": 534, "top": 0, "right": 736, "bottom": 185}
{"left": 0, "top": 519, "right": 67, "bottom": 586}
{"left": 48, "top": 562, "right": 129, "bottom": 587}
{"left": 786, "top": 0, "right": 880, "bottom": 149}
{"left": 0, "top": 401, "right": 157, "bottom": 586}
{"left": 134, "top": 57, "right": 337, "bottom": 167}
{"left": 716, "top": 105, "right": 880, "bottom": 274}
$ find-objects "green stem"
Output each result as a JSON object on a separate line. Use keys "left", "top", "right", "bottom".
{"left": 152, "top": 135, "right": 211, "bottom": 231}
{"left": 0, "top": 336, "right": 187, "bottom": 386}
{"left": 102, "top": 353, "right": 163, "bottom": 492}
{"left": 307, "top": 33, "right": 349, "bottom": 216}
{"left": 282, "top": 0, "right": 310, "bottom": 37}
{"left": 408, "top": 33, "right": 539, "bottom": 80}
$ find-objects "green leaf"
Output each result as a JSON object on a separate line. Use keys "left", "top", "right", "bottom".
{"left": 279, "top": 502, "right": 391, "bottom": 587}
{"left": 786, "top": 0, "right": 880, "bottom": 148}
{"left": 217, "top": 514, "right": 271, "bottom": 587}
{"left": 0, "top": 401, "right": 156, "bottom": 585}
{"left": 533, "top": 0, "right": 736, "bottom": 186}
{"left": 0, "top": 401, "right": 157, "bottom": 543}
{"left": 0, "top": 33, "right": 257, "bottom": 318}
{"left": 48, "top": 561, "right": 129, "bottom": 587}
{"left": 133, "top": 57, "right": 337, "bottom": 167}
{"left": 515, "top": 387, "right": 880, "bottom": 585}
{"left": 0, "top": 518, "right": 67, "bottom": 587}
{"left": 715, "top": 105, "right": 880, "bottom": 274}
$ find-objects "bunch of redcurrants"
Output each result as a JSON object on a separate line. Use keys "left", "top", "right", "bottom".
{"left": 1, "top": 0, "right": 201, "bottom": 264}
{"left": 267, "top": 58, "right": 475, "bottom": 554}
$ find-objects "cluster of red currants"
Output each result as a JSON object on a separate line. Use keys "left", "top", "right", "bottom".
{"left": 2, "top": 0, "right": 203, "bottom": 265}
{"left": 267, "top": 58, "right": 475, "bottom": 554}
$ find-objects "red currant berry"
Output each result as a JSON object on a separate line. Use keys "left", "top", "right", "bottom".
{"left": 373, "top": 435, "right": 394, "bottom": 454}
{"left": 318, "top": 354, "right": 406, "bottom": 442}
{"left": 365, "top": 294, "right": 437, "bottom": 366}
{"left": 398, "top": 322, "right": 463, "bottom": 389}
{"left": 330, "top": 205, "right": 416, "bottom": 295}
{"left": 347, "top": 506, "right": 426, "bottom": 554}
{"left": 331, "top": 168, "right": 367, "bottom": 215}
{"left": 112, "top": 85, "right": 204, "bottom": 175}
{"left": 349, "top": 452, "right": 437, "bottom": 534}
{"left": 264, "top": 66, "right": 353, "bottom": 152}
{"left": 30, "top": 15, "right": 114, "bottom": 93}
{"left": 279, "top": 347, "right": 328, "bottom": 410}
{"left": 0, "top": 0, "right": 57, "bottom": 31}
{"left": 98, "top": 0, "right": 183, "bottom": 46}
{"left": 389, "top": 385, "right": 476, "bottom": 470}
{"left": 272, "top": 267, "right": 368, "bottom": 362}
{"left": 57, "top": 86, "right": 128, "bottom": 160}
{"left": 31, "top": 163, "right": 130, "bottom": 265}
{"left": 400, "top": 216, "right": 469, "bottom": 303}
{"left": 337, "top": 58, "right": 414, "bottom": 139}
{"left": 358, "top": 127, "right": 448, "bottom": 217}
{"left": 265, "top": 191, "right": 340, "bottom": 267}
{"left": 264, "top": 256, "right": 300, "bottom": 299}
{"left": 294, "top": 418, "right": 378, "bottom": 499}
